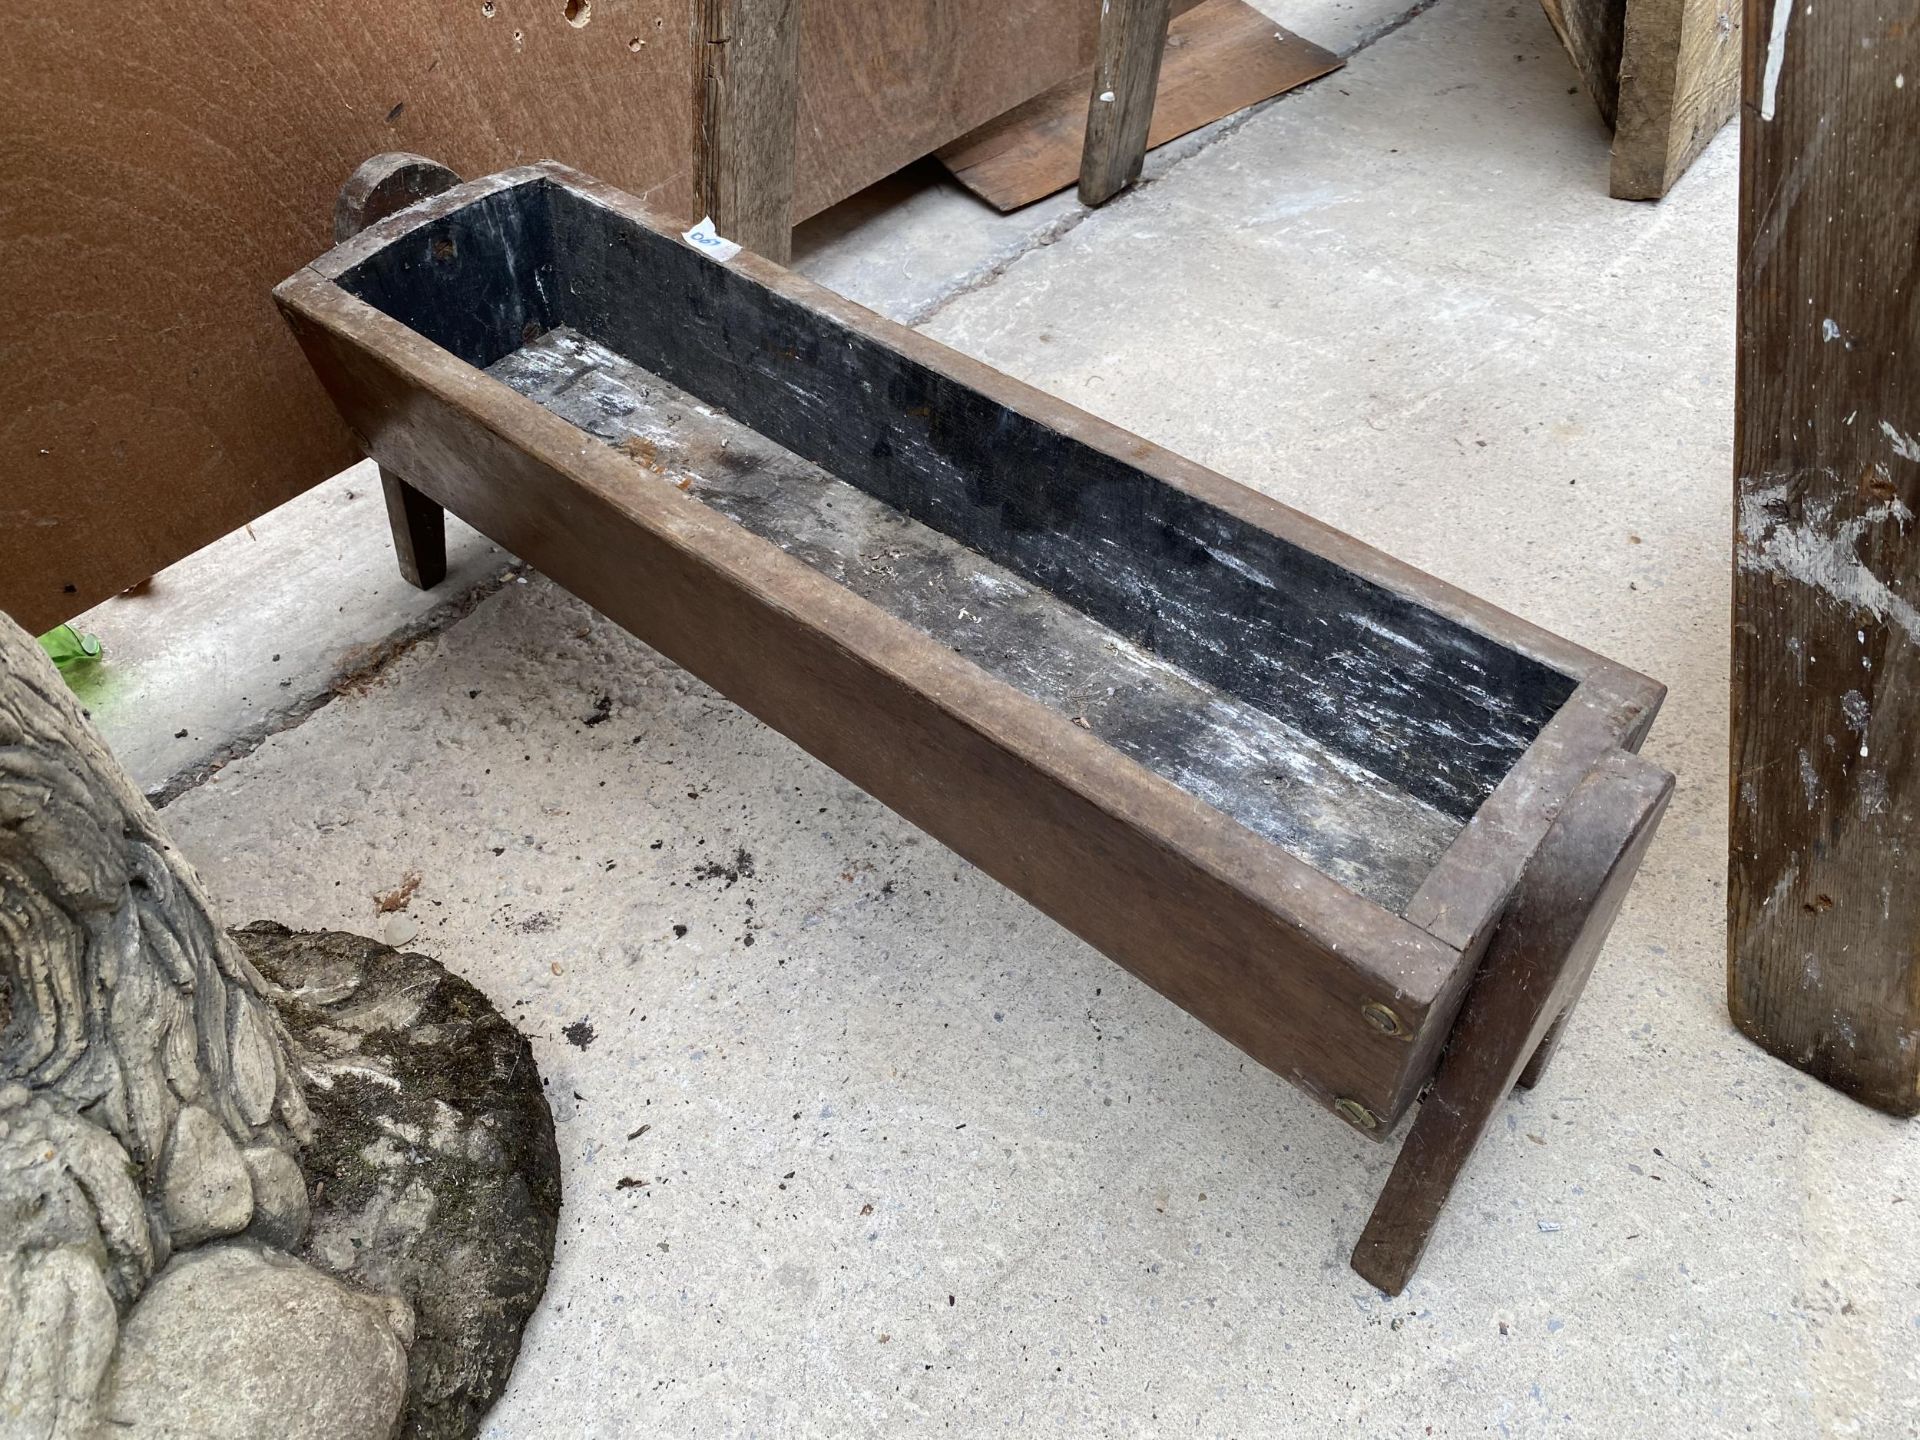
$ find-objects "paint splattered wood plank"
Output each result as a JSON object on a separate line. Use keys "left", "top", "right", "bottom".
{"left": 1729, "top": 0, "right": 1920, "bottom": 1112}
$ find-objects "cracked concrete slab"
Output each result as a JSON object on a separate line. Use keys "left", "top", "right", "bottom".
{"left": 65, "top": 462, "right": 511, "bottom": 799}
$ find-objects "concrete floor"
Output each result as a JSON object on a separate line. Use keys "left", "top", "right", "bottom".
{"left": 68, "top": 0, "right": 1920, "bottom": 1432}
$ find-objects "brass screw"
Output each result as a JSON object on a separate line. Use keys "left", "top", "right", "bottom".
{"left": 1335, "top": 1097, "right": 1380, "bottom": 1131}
{"left": 1361, "top": 1001, "right": 1406, "bottom": 1038}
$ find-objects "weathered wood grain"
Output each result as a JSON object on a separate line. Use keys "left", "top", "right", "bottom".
{"left": 694, "top": 0, "right": 800, "bottom": 262}
{"left": 1079, "top": 0, "right": 1176, "bottom": 205}
{"left": 332, "top": 153, "right": 462, "bottom": 247}
{"left": 791, "top": 1, "right": 1110, "bottom": 218}
{"left": 1541, "top": 0, "right": 1738, "bottom": 198}
{"left": 1539, "top": 0, "right": 1628, "bottom": 129}
{"left": 938, "top": 0, "right": 1340, "bottom": 214}
{"left": 1354, "top": 750, "right": 1673, "bottom": 1294}
{"left": 1609, "top": 0, "right": 1741, "bottom": 199}
{"left": 1728, "top": 0, "right": 1920, "bottom": 1113}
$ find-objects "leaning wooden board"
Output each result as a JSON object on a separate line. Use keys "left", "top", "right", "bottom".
{"left": 277, "top": 159, "right": 1673, "bottom": 1290}
{"left": 1, "top": 0, "right": 1104, "bottom": 634}
{"left": 938, "top": 0, "right": 1342, "bottom": 213}
{"left": 1539, "top": 0, "right": 1740, "bottom": 198}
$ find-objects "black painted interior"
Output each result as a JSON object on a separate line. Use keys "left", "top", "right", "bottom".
{"left": 339, "top": 177, "right": 1578, "bottom": 824}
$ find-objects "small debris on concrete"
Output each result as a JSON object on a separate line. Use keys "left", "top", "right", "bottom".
{"left": 374, "top": 870, "right": 423, "bottom": 914}
{"left": 693, "top": 846, "right": 756, "bottom": 887}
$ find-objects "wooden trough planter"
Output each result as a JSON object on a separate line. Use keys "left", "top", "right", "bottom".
{"left": 277, "top": 156, "right": 1672, "bottom": 1294}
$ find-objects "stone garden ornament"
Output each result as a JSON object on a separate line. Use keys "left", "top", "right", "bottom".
{"left": 0, "top": 612, "right": 558, "bottom": 1439}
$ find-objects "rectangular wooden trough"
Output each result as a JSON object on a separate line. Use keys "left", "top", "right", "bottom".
{"left": 276, "top": 158, "right": 1672, "bottom": 1293}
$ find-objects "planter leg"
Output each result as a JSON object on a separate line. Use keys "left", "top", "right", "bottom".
{"left": 1351, "top": 750, "right": 1672, "bottom": 1295}
{"left": 329, "top": 155, "right": 464, "bottom": 592}
{"left": 1515, "top": 1009, "right": 1570, "bottom": 1090}
{"left": 1515, "top": 935, "right": 1609, "bottom": 1090}
{"left": 380, "top": 468, "right": 447, "bottom": 590}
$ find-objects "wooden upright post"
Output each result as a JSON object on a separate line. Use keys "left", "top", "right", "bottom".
{"left": 1729, "top": 0, "right": 1920, "bottom": 1112}
{"left": 693, "top": 0, "right": 800, "bottom": 264}
{"left": 1608, "top": 0, "right": 1741, "bottom": 199}
{"left": 1537, "top": 0, "right": 1740, "bottom": 200}
{"left": 1078, "top": 0, "right": 1174, "bottom": 206}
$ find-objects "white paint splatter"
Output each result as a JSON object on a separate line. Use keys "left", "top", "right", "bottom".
{"left": 1201, "top": 544, "right": 1275, "bottom": 589}
{"left": 1739, "top": 477, "right": 1920, "bottom": 640}
{"left": 1347, "top": 612, "right": 1426, "bottom": 653}
{"left": 1861, "top": 768, "right": 1890, "bottom": 815}
{"left": 1842, "top": 688, "right": 1871, "bottom": 757}
{"left": 1765, "top": 858, "right": 1800, "bottom": 910}
{"left": 1761, "top": 0, "right": 1794, "bottom": 118}
{"left": 1798, "top": 748, "right": 1822, "bottom": 807}
{"left": 1822, "top": 318, "right": 1842, "bottom": 342}
{"left": 1881, "top": 420, "right": 1920, "bottom": 462}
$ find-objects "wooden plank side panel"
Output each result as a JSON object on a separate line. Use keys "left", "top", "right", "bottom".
{"left": 276, "top": 269, "right": 1467, "bottom": 1130}
{"left": 1729, "top": 0, "right": 1920, "bottom": 1112}
{"left": 1610, "top": 0, "right": 1741, "bottom": 199}
{"left": 1539, "top": 0, "right": 1628, "bottom": 128}
{"left": 791, "top": 0, "right": 1105, "bottom": 218}
{"left": 694, "top": 0, "right": 800, "bottom": 260}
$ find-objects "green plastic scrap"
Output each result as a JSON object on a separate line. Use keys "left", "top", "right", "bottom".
{"left": 38, "top": 624, "right": 104, "bottom": 673}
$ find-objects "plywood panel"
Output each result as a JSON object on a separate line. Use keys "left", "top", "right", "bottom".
{"left": 1, "top": 1, "right": 694, "bottom": 634}
{"left": 2, "top": 0, "right": 1095, "bottom": 633}
{"left": 792, "top": 0, "right": 1103, "bottom": 217}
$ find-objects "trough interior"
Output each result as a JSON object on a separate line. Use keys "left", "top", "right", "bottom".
{"left": 337, "top": 176, "right": 1580, "bottom": 911}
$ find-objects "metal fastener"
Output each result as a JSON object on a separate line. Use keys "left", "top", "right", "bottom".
{"left": 1334, "top": 1097, "right": 1380, "bottom": 1131}
{"left": 1361, "top": 1001, "right": 1406, "bottom": 1038}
